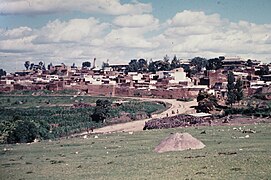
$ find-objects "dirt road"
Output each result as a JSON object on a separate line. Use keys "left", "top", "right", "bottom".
{"left": 91, "top": 98, "right": 197, "bottom": 134}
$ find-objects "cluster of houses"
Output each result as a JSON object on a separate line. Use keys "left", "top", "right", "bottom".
{"left": 0, "top": 56, "right": 270, "bottom": 100}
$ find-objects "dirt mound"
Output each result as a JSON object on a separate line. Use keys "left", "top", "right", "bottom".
{"left": 143, "top": 115, "right": 205, "bottom": 130}
{"left": 154, "top": 133, "right": 205, "bottom": 153}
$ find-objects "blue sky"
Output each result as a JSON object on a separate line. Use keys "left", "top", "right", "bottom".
{"left": 145, "top": 0, "right": 271, "bottom": 24}
{"left": 0, "top": 0, "right": 271, "bottom": 72}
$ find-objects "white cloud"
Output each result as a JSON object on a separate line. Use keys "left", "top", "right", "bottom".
{"left": 32, "top": 18, "right": 109, "bottom": 44}
{"left": 158, "top": 10, "right": 271, "bottom": 60}
{"left": 0, "top": 38, "right": 34, "bottom": 53}
{"left": 168, "top": 10, "right": 223, "bottom": 27}
{"left": 0, "top": 27, "right": 35, "bottom": 53}
{"left": 164, "top": 10, "right": 226, "bottom": 38}
{"left": 1, "top": 10, "right": 271, "bottom": 73}
{"left": 0, "top": 0, "right": 152, "bottom": 16}
{"left": 104, "top": 15, "right": 161, "bottom": 49}
{"left": 0, "top": 27, "right": 33, "bottom": 40}
{"left": 113, "top": 14, "right": 159, "bottom": 28}
{"left": 104, "top": 27, "right": 154, "bottom": 49}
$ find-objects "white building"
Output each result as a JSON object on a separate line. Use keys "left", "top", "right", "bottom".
{"left": 46, "top": 75, "right": 59, "bottom": 81}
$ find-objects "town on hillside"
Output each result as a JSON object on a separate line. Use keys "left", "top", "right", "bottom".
{"left": 0, "top": 56, "right": 270, "bottom": 101}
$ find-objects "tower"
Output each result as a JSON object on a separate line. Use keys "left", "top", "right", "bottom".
{"left": 92, "top": 58, "right": 96, "bottom": 69}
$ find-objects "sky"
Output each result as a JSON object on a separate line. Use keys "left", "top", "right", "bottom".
{"left": 0, "top": 0, "right": 271, "bottom": 72}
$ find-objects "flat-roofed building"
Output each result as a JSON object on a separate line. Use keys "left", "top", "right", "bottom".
{"left": 222, "top": 57, "right": 245, "bottom": 68}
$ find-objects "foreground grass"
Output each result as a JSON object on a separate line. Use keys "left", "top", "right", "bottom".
{"left": 1, "top": 124, "right": 271, "bottom": 180}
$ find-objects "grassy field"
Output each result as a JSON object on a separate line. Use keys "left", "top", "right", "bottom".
{"left": 1, "top": 123, "right": 270, "bottom": 180}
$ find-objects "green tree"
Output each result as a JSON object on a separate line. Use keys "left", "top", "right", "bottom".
{"left": 197, "top": 90, "right": 208, "bottom": 102}
{"left": 126, "top": 59, "right": 139, "bottom": 72}
{"left": 48, "top": 62, "right": 53, "bottom": 70}
{"left": 7, "top": 120, "right": 38, "bottom": 144}
{"left": 246, "top": 59, "right": 253, "bottom": 67}
{"left": 148, "top": 60, "right": 158, "bottom": 73}
{"left": 207, "top": 58, "right": 222, "bottom": 70}
{"left": 96, "top": 99, "right": 112, "bottom": 108}
{"left": 227, "top": 71, "right": 236, "bottom": 106}
{"left": 196, "top": 91, "right": 218, "bottom": 113}
{"left": 0, "top": 69, "right": 6, "bottom": 78}
{"left": 24, "top": 61, "right": 31, "bottom": 70}
{"left": 198, "top": 99, "right": 214, "bottom": 113}
{"left": 191, "top": 57, "right": 208, "bottom": 72}
{"left": 170, "top": 55, "right": 181, "bottom": 70}
{"left": 91, "top": 99, "right": 112, "bottom": 123}
{"left": 38, "top": 61, "right": 44, "bottom": 70}
{"left": 30, "top": 63, "right": 34, "bottom": 70}
{"left": 71, "top": 63, "right": 77, "bottom": 68}
{"left": 160, "top": 55, "right": 171, "bottom": 71}
{"left": 102, "top": 61, "right": 109, "bottom": 69}
{"left": 235, "top": 78, "right": 243, "bottom": 103}
{"left": 0, "top": 120, "right": 14, "bottom": 143}
{"left": 36, "top": 120, "right": 51, "bottom": 140}
{"left": 138, "top": 58, "right": 148, "bottom": 72}
{"left": 255, "top": 65, "right": 269, "bottom": 76}
{"left": 82, "top": 61, "right": 91, "bottom": 69}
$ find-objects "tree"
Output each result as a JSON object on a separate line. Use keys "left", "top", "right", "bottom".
{"left": 38, "top": 61, "right": 44, "bottom": 69}
{"left": 0, "top": 69, "right": 6, "bottom": 78}
{"left": 197, "top": 90, "right": 208, "bottom": 102}
{"left": 24, "top": 61, "right": 30, "bottom": 70}
{"left": 148, "top": 61, "right": 156, "bottom": 73}
{"left": 191, "top": 57, "right": 208, "bottom": 72}
{"left": 148, "top": 60, "right": 158, "bottom": 73}
{"left": 36, "top": 120, "right": 51, "bottom": 140}
{"left": 96, "top": 99, "right": 111, "bottom": 108}
{"left": 30, "top": 63, "right": 34, "bottom": 70}
{"left": 170, "top": 55, "right": 181, "bottom": 69}
{"left": 71, "top": 63, "right": 77, "bottom": 68}
{"left": 255, "top": 65, "right": 269, "bottom": 76}
{"left": 227, "top": 71, "right": 236, "bottom": 106}
{"left": 125, "top": 59, "right": 148, "bottom": 73}
{"left": 246, "top": 59, "right": 253, "bottom": 67}
{"left": 196, "top": 90, "right": 218, "bottom": 113}
{"left": 235, "top": 78, "right": 243, "bottom": 103}
{"left": 82, "top": 61, "right": 91, "bottom": 69}
{"left": 6, "top": 120, "right": 38, "bottom": 144}
{"left": 160, "top": 55, "right": 171, "bottom": 71}
{"left": 198, "top": 99, "right": 214, "bottom": 113}
{"left": 48, "top": 63, "right": 53, "bottom": 70}
{"left": 42, "top": 64, "right": 46, "bottom": 70}
{"left": 91, "top": 99, "right": 112, "bottom": 123}
{"left": 126, "top": 59, "right": 139, "bottom": 72}
{"left": 207, "top": 58, "right": 222, "bottom": 70}
{"left": 102, "top": 61, "right": 109, "bottom": 69}
{"left": 138, "top": 58, "right": 148, "bottom": 72}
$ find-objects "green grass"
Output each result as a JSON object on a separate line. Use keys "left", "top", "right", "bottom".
{"left": 0, "top": 95, "right": 118, "bottom": 108}
{"left": 1, "top": 124, "right": 271, "bottom": 179}
{"left": 0, "top": 89, "right": 78, "bottom": 96}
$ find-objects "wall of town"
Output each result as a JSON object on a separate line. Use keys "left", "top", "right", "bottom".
{"left": 87, "top": 84, "right": 115, "bottom": 96}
